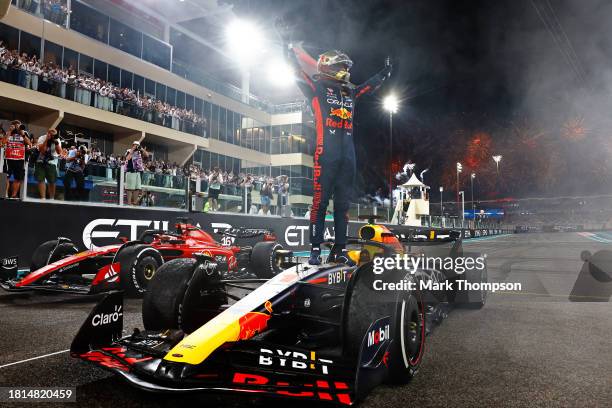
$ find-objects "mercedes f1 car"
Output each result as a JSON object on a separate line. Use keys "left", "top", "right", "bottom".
{"left": 71, "top": 220, "right": 487, "bottom": 405}
{"left": 0, "top": 219, "right": 289, "bottom": 296}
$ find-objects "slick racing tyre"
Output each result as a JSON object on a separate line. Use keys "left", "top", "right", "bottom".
{"left": 115, "top": 244, "right": 163, "bottom": 296}
{"left": 386, "top": 275, "right": 426, "bottom": 384}
{"left": 143, "top": 256, "right": 226, "bottom": 333}
{"left": 30, "top": 239, "right": 78, "bottom": 271}
{"left": 249, "top": 241, "right": 284, "bottom": 279}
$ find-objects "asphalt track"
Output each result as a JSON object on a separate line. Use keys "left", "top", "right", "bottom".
{"left": 1, "top": 232, "right": 611, "bottom": 407}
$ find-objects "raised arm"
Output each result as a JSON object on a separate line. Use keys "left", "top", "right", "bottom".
{"left": 355, "top": 57, "right": 393, "bottom": 99}
{"left": 276, "top": 19, "right": 318, "bottom": 99}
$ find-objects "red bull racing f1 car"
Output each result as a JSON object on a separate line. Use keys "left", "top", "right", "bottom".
{"left": 0, "top": 219, "right": 288, "bottom": 296}
{"left": 71, "top": 221, "right": 487, "bottom": 405}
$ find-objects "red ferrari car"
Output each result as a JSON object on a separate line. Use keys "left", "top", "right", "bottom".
{"left": 0, "top": 220, "right": 289, "bottom": 296}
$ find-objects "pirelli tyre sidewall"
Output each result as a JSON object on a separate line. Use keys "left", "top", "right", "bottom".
{"left": 116, "top": 244, "right": 163, "bottom": 296}
{"left": 249, "top": 241, "right": 284, "bottom": 279}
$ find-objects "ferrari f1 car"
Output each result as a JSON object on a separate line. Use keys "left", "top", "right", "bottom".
{"left": 71, "top": 221, "right": 486, "bottom": 405}
{"left": 0, "top": 219, "right": 289, "bottom": 296}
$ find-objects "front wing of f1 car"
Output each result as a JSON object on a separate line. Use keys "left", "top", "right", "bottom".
{"left": 70, "top": 265, "right": 402, "bottom": 405}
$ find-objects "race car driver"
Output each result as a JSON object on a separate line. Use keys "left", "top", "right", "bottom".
{"left": 282, "top": 35, "right": 392, "bottom": 265}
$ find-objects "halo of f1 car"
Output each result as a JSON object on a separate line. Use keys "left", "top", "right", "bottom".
{"left": 70, "top": 216, "right": 488, "bottom": 405}
{"left": 0, "top": 218, "right": 292, "bottom": 296}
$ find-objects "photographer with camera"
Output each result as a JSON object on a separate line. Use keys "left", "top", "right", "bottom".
{"left": 2, "top": 120, "right": 31, "bottom": 199}
{"left": 260, "top": 178, "right": 274, "bottom": 215}
{"left": 35, "top": 128, "right": 61, "bottom": 199}
{"left": 207, "top": 166, "right": 223, "bottom": 211}
{"left": 64, "top": 144, "right": 87, "bottom": 201}
{"left": 124, "top": 141, "right": 149, "bottom": 206}
{"left": 276, "top": 174, "right": 289, "bottom": 215}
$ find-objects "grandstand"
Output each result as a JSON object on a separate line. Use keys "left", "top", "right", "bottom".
{"left": 0, "top": 0, "right": 314, "bottom": 214}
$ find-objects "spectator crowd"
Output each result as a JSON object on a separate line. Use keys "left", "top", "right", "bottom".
{"left": 2, "top": 121, "right": 291, "bottom": 213}
{"left": 0, "top": 43, "right": 206, "bottom": 135}
{"left": 17, "top": 0, "right": 69, "bottom": 26}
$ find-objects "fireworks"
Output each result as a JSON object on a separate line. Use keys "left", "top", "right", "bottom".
{"left": 561, "top": 116, "right": 588, "bottom": 141}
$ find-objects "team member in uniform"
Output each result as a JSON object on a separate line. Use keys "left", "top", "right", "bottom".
{"left": 2, "top": 120, "right": 31, "bottom": 198}
{"left": 280, "top": 27, "right": 392, "bottom": 265}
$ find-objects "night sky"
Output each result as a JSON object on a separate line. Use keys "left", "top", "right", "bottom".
{"left": 228, "top": 0, "right": 612, "bottom": 200}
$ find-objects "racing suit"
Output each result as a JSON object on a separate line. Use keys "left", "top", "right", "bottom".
{"left": 287, "top": 44, "right": 391, "bottom": 247}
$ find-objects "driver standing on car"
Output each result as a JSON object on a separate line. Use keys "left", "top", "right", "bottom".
{"left": 278, "top": 21, "right": 392, "bottom": 265}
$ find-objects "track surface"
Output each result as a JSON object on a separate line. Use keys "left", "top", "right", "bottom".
{"left": 1, "top": 232, "right": 611, "bottom": 407}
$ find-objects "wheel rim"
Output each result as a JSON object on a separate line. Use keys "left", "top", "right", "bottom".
{"left": 400, "top": 298, "right": 425, "bottom": 368}
{"left": 143, "top": 263, "right": 156, "bottom": 280}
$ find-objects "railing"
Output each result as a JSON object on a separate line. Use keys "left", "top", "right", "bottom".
{"left": 0, "top": 65, "right": 207, "bottom": 137}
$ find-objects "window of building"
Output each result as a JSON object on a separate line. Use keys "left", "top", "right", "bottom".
{"left": 108, "top": 65, "right": 120, "bottom": 86}
{"left": 19, "top": 31, "right": 41, "bottom": 58}
{"left": 142, "top": 34, "right": 171, "bottom": 70}
{"left": 176, "top": 91, "right": 185, "bottom": 109}
{"left": 71, "top": 1, "right": 109, "bottom": 43}
{"left": 44, "top": 41, "right": 63, "bottom": 66}
{"left": 185, "top": 94, "right": 194, "bottom": 112}
{"left": 156, "top": 83, "right": 166, "bottom": 102}
{"left": 145, "top": 78, "right": 156, "bottom": 97}
{"left": 211, "top": 104, "right": 219, "bottom": 140}
{"left": 0, "top": 22, "right": 19, "bottom": 51}
{"left": 133, "top": 74, "right": 144, "bottom": 95}
{"left": 120, "top": 69, "right": 133, "bottom": 89}
{"left": 219, "top": 107, "right": 227, "bottom": 142}
{"left": 166, "top": 87, "right": 176, "bottom": 105}
{"left": 109, "top": 18, "right": 142, "bottom": 58}
{"left": 78, "top": 53, "right": 93, "bottom": 75}
{"left": 93, "top": 60, "right": 107, "bottom": 81}
{"left": 62, "top": 47, "right": 78, "bottom": 71}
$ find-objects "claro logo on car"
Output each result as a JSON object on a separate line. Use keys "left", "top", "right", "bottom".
{"left": 82, "top": 219, "right": 170, "bottom": 249}
{"left": 91, "top": 305, "right": 122, "bottom": 327}
{"left": 259, "top": 348, "right": 333, "bottom": 374}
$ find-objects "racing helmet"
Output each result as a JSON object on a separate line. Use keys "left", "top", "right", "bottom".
{"left": 317, "top": 50, "right": 353, "bottom": 82}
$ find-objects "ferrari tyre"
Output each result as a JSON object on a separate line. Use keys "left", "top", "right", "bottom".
{"left": 116, "top": 244, "right": 163, "bottom": 296}
{"left": 142, "top": 258, "right": 196, "bottom": 331}
{"left": 250, "top": 242, "right": 284, "bottom": 279}
{"left": 30, "top": 240, "right": 78, "bottom": 271}
{"left": 386, "top": 278, "right": 426, "bottom": 384}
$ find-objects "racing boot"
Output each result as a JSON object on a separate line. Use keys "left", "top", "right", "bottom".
{"left": 308, "top": 247, "right": 322, "bottom": 265}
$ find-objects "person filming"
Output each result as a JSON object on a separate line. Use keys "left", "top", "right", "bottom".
{"left": 64, "top": 145, "right": 87, "bottom": 201}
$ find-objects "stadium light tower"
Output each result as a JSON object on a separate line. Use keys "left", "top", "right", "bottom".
{"left": 456, "top": 162, "right": 462, "bottom": 210}
{"left": 439, "top": 186, "right": 444, "bottom": 226}
{"left": 226, "top": 19, "right": 265, "bottom": 103}
{"left": 383, "top": 94, "right": 399, "bottom": 199}
{"left": 267, "top": 59, "right": 295, "bottom": 87}
{"left": 492, "top": 154, "right": 502, "bottom": 174}
{"left": 471, "top": 172, "right": 476, "bottom": 225}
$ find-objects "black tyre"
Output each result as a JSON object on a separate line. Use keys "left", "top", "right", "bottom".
{"left": 143, "top": 256, "right": 225, "bottom": 333}
{"left": 30, "top": 240, "right": 78, "bottom": 271}
{"left": 344, "top": 262, "right": 391, "bottom": 358}
{"left": 115, "top": 244, "right": 163, "bottom": 296}
{"left": 250, "top": 241, "right": 284, "bottom": 279}
{"left": 386, "top": 280, "right": 426, "bottom": 384}
{"left": 344, "top": 263, "right": 425, "bottom": 385}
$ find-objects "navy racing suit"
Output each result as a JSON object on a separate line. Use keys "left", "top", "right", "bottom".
{"left": 287, "top": 44, "right": 391, "bottom": 247}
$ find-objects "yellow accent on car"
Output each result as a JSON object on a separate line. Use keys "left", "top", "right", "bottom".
{"left": 163, "top": 313, "right": 241, "bottom": 364}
